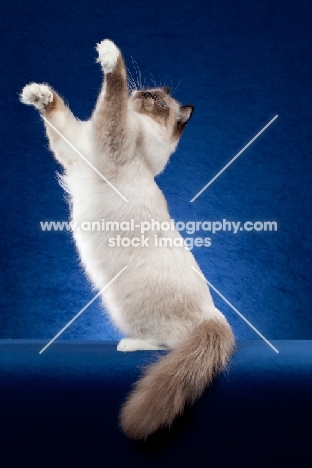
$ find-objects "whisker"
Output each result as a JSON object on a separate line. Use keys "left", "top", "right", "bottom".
{"left": 131, "top": 57, "right": 143, "bottom": 91}
{"left": 171, "top": 78, "right": 185, "bottom": 96}
{"left": 149, "top": 72, "right": 157, "bottom": 88}
{"left": 126, "top": 65, "right": 137, "bottom": 93}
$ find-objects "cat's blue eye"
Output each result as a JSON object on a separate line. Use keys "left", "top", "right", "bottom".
{"left": 157, "top": 100, "right": 166, "bottom": 107}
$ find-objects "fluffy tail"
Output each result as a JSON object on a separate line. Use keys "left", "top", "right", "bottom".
{"left": 120, "top": 318, "right": 235, "bottom": 440}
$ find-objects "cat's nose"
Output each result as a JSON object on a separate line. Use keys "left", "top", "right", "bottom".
{"left": 144, "top": 98, "right": 153, "bottom": 108}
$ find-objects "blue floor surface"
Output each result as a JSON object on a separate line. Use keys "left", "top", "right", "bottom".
{"left": 0, "top": 340, "right": 311, "bottom": 465}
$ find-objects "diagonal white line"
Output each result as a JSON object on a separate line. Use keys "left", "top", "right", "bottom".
{"left": 190, "top": 115, "right": 278, "bottom": 202}
{"left": 39, "top": 266, "right": 128, "bottom": 354}
{"left": 41, "top": 116, "right": 129, "bottom": 203}
{"left": 191, "top": 266, "right": 279, "bottom": 353}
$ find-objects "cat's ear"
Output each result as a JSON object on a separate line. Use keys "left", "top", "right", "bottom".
{"left": 178, "top": 105, "right": 194, "bottom": 127}
{"left": 163, "top": 86, "right": 170, "bottom": 94}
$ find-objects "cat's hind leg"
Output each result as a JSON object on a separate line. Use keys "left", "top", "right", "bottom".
{"left": 20, "top": 83, "right": 84, "bottom": 169}
{"left": 117, "top": 338, "right": 169, "bottom": 352}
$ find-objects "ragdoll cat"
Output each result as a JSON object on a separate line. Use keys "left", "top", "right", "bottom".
{"left": 20, "top": 39, "right": 234, "bottom": 440}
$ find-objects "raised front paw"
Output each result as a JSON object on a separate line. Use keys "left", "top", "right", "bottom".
{"left": 20, "top": 83, "right": 53, "bottom": 111}
{"left": 96, "top": 39, "right": 120, "bottom": 74}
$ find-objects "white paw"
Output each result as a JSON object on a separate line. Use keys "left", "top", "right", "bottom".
{"left": 20, "top": 83, "right": 53, "bottom": 110}
{"left": 96, "top": 39, "right": 120, "bottom": 74}
{"left": 117, "top": 339, "right": 138, "bottom": 352}
{"left": 117, "top": 338, "right": 168, "bottom": 352}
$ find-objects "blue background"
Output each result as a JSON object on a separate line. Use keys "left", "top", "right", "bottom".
{"left": 1, "top": 0, "right": 311, "bottom": 341}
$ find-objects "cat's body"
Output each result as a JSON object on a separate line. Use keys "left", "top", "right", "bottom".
{"left": 21, "top": 39, "right": 234, "bottom": 439}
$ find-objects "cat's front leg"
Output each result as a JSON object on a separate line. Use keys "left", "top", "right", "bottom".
{"left": 92, "top": 40, "right": 129, "bottom": 157}
{"left": 20, "top": 83, "right": 83, "bottom": 169}
{"left": 20, "top": 83, "right": 54, "bottom": 111}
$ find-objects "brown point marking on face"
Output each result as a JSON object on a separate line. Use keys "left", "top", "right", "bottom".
{"left": 132, "top": 88, "right": 194, "bottom": 142}
{"left": 172, "top": 105, "right": 194, "bottom": 141}
{"left": 134, "top": 88, "right": 172, "bottom": 125}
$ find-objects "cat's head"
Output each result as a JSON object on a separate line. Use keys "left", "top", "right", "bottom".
{"left": 129, "top": 86, "right": 194, "bottom": 142}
